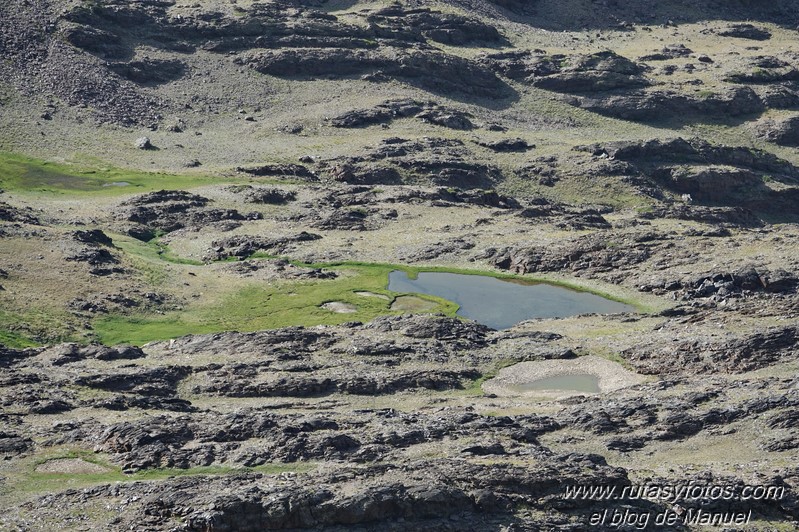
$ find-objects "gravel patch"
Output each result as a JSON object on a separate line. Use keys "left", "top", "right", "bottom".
{"left": 321, "top": 301, "right": 358, "bottom": 313}
{"left": 35, "top": 458, "right": 112, "bottom": 474}
{"left": 354, "top": 291, "right": 390, "bottom": 300}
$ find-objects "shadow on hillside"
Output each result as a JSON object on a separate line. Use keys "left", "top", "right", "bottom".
{"left": 622, "top": 110, "right": 767, "bottom": 130}
{"left": 444, "top": 0, "right": 799, "bottom": 31}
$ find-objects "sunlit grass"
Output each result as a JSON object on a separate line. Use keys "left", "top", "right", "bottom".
{"left": 0, "top": 328, "right": 39, "bottom": 348}
{"left": 94, "top": 262, "right": 458, "bottom": 345}
{"left": 4, "top": 447, "right": 316, "bottom": 498}
{"left": 0, "top": 308, "right": 78, "bottom": 347}
{"left": 0, "top": 151, "right": 232, "bottom": 196}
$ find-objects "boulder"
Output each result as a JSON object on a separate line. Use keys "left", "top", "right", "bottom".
{"left": 72, "top": 229, "right": 114, "bottom": 247}
{"left": 227, "top": 185, "right": 297, "bottom": 204}
{"left": 135, "top": 137, "right": 154, "bottom": 150}
{"left": 478, "top": 138, "right": 534, "bottom": 152}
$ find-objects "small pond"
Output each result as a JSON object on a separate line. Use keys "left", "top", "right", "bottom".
{"left": 507, "top": 374, "right": 601, "bottom": 394}
{"left": 388, "top": 271, "right": 635, "bottom": 330}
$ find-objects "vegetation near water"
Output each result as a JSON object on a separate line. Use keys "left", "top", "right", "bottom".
{"left": 0, "top": 179, "right": 650, "bottom": 346}
{"left": 94, "top": 262, "right": 427, "bottom": 345}
{"left": 0, "top": 149, "right": 653, "bottom": 347}
{"left": 94, "top": 257, "right": 647, "bottom": 346}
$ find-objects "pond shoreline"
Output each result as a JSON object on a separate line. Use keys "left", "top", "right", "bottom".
{"left": 388, "top": 270, "right": 638, "bottom": 330}
{"left": 481, "top": 355, "right": 649, "bottom": 398}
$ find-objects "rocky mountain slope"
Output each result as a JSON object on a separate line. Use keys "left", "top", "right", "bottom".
{"left": 1, "top": 0, "right": 799, "bottom": 530}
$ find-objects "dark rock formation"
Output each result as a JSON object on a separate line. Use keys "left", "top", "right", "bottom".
{"left": 651, "top": 166, "right": 764, "bottom": 203}
{"left": 432, "top": 188, "right": 521, "bottom": 209}
{"left": 235, "top": 164, "right": 317, "bottom": 181}
{"left": 204, "top": 233, "right": 322, "bottom": 261}
{"left": 247, "top": 48, "right": 510, "bottom": 99}
{"left": 717, "top": 23, "right": 772, "bottom": 41}
{"left": 755, "top": 116, "right": 799, "bottom": 146}
{"left": 490, "top": 233, "right": 651, "bottom": 275}
{"left": 477, "top": 138, "right": 534, "bottom": 152}
{"left": 401, "top": 237, "right": 475, "bottom": 261}
{"left": 92, "top": 453, "right": 626, "bottom": 530}
{"left": 40, "top": 343, "right": 145, "bottom": 365}
{"left": 310, "top": 208, "right": 393, "bottom": 231}
{"left": 624, "top": 327, "right": 799, "bottom": 374}
{"left": 109, "top": 58, "right": 186, "bottom": 85}
{"left": 637, "top": 205, "right": 763, "bottom": 227}
{"left": 74, "top": 365, "right": 191, "bottom": 397}
{"left": 577, "top": 137, "right": 799, "bottom": 212}
{"left": 314, "top": 186, "right": 378, "bottom": 208}
{"left": 330, "top": 99, "right": 424, "bottom": 128}
{"left": 196, "top": 369, "right": 481, "bottom": 398}
{"left": 0, "top": 201, "right": 40, "bottom": 224}
{"left": 577, "top": 86, "right": 765, "bottom": 122}
{"left": 330, "top": 99, "right": 475, "bottom": 130}
{"left": 367, "top": 314, "right": 491, "bottom": 347}
{"left": 366, "top": 6, "right": 504, "bottom": 46}
{"left": 72, "top": 229, "right": 114, "bottom": 247}
{"left": 483, "top": 50, "right": 650, "bottom": 92}
{"left": 117, "top": 190, "right": 260, "bottom": 234}
{"left": 416, "top": 108, "right": 474, "bottom": 130}
{"left": 68, "top": 290, "right": 174, "bottom": 315}
{"left": 512, "top": 198, "right": 612, "bottom": 230}
{"left": 65, "top": 248, "right": 119, "bottom": 267}
{"left": 0, "top": 432, "right": 34, "bottom": 458}
{"left": 227, "top": 185, "right": 297, "bottom": 204}
{"left": 321, "top": 137, "right": 503, "bottom": 188}
{"left": 639, "top": 44, "right": 693, "bottom": 61}
{"left": 640, "top": 266, "right": 799, "bottom": 298}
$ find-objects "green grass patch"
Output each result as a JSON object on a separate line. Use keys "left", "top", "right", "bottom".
{"left": 94, "top": 263, "right": 457, "bottom": 345}
{"left": 0, "top": 308, "right": 81, "bottom": 346}
{"left": 0, "top": 328, "right": 39, "bottom": 348}
{"left": 6, "top": 447, "right": 315, "bottom": 497}
{"left": 0, "top": 151, "right": 229, "bottom": 196}
{"left": 113, "top": 233, "right": 204, "bottom": 266}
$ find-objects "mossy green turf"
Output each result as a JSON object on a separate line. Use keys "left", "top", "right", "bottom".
{"left": 0, "top": 152, "right": 231, "bottom": 195}
{"left": 4, "top": 448, "right": 314, "bottom": 498}
{"left": 0, "top": 308, "right": 77, "bottom": 348}
{"left": 0, "top": 329, "right": 38, "bottom": 348}
{"left": 113, "top": 233, "right": 205, "bottom": 267}
{"left": 461, "top": 358, "right": 522, "bottom": 396}
{"left": 94, "top": 262, "right": 460, "bottom": 345}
